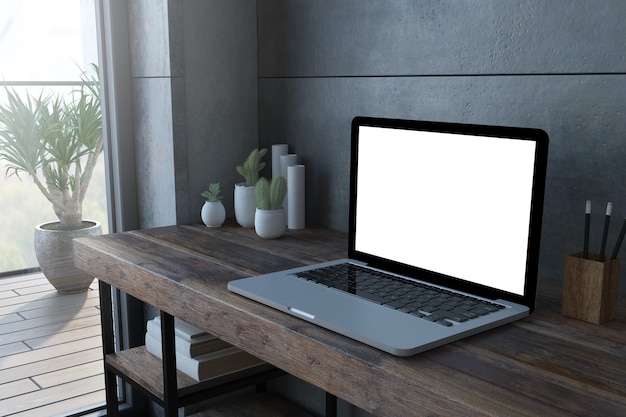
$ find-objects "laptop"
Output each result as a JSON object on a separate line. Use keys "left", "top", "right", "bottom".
{"left": 228, "top": 116, "right": 549, "bottom": 356}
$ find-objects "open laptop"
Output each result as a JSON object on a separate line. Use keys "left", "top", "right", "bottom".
{"left": 228, "top": 116, "right": 549, "bottom": 356}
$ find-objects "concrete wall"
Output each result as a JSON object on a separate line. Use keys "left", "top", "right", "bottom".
{"left": 257, "top": 1, "right": 626, "bottom": 295}
{"left": 130, "top": 0, "right": 258, "bottom": 228}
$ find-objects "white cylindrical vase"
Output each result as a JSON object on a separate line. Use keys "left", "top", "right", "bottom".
{"left": 287, "top": 165, "right": 305, "bottom": 229}
{"left": 272, "top": 144, "right": 289, "bottom": 179}
{"left": 280, "top": 154, "right": 298, "bottom": 223}
{"left": 234, "top": 183, "right": 256, "bottom": 228}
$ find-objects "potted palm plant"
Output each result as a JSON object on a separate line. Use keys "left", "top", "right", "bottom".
{"left": 0, "top": 65, "right": 103, "bottom": 293}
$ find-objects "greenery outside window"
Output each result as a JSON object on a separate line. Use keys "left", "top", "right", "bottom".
{"left": 0, "top": 0, "right": 108, "bottom": 274}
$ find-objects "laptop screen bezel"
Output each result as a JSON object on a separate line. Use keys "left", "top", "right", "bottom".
{"left": 348, "top": 116, "right": 549, "bottom": 312}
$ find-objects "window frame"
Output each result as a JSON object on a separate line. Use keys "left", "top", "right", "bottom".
{"left": 95, "top": 0, "right": 147, "bottom": 415}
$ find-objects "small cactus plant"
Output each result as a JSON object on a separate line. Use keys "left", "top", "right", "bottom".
{"left": 255, "top": 176, "right": 287, "bottom": 210}
{"left": 236, "top": 148, "right": 267, "bottom": 187}
{"left": 201, "top": 182, "right": 222, "bottom": 202}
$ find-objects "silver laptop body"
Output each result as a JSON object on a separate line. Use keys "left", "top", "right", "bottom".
{"left": 228, "top": 116, "right": 549, "bottom": 356}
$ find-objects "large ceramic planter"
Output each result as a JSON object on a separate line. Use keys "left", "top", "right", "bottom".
{"left": 34, "top": 220, "right": 102, "bottom": 293}
{"left": 255, "top": 208, "right": 286, "bottom": 239}
{"left": 234, "top": 183, "right": 256, "bottom": 228}
{"left": 201, "top": 201, "right": 226, "bottom": 227}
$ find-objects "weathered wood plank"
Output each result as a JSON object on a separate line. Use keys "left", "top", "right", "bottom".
{"left": 8, "top": 391, "right": 105, "bottom": 417}
{"left": 0, "top": 378, "right": 39, "bottom": 401}
{"left": 0, "top": 303, "right": 99, "bottom": 333}
{"left": 175, "top": 222, "right": 347, "bottom": 264}
{"left": 14, "top": 283, "right": 61, "bottom": 296}
{"left": 133, "top": 224, "right": 306, "bottom": 275}
{"left": 0, "top": 287, "right": 96, "bottom": 313}
{"left": 190, "top": 392, "right": 315, "bottom": 417}
{"left": 0, "top": 374, "right": 104, "bottom": 416}
{"left": 0, "top": 347, "right": 102, "bottom": 385}
{"left": 32, "top": 359, "right": 103, "bottom": 388}
{"left": 106, "top": 346, "right": 275, "bottom": 400}
{"left": 0, "top": 314, "right": 100, "bottom": 346}
{"left": 1, "top": 335, "right": 102, "bottom": 370}
{"left": 18, "top": 295, "right": 99, "bottom": 320}
{"left": 0, "top": 341, "right": 30, "bottom": 358}
{"left": 0, "top": 312, "right": 23, "bottom": 325}
{"left": 0, "top": 272, "right": 104, "bottom": 417}
{"left": 0, "top": 273, "right": 47, "bottom": 291}
{"left": 0, "top": 290, "right": 18, "bottom": 300}
{"left": 74, "top": 223, "right": 626, "bottom": 417}
{"left": 25, "top": 321, "right": 101, "bottom": 350}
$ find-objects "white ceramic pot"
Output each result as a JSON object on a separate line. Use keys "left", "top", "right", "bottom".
{"left": 254, "top": 208, "right": 286, "bottom": 239}
{"left": 34, "top": 220, "right": 102, "bottom": 293}
{"left": 234, "top": 183, "right": 256, "bottom": 228}
{"left": 201, "top": 201, "right": 226, "bottom": 227}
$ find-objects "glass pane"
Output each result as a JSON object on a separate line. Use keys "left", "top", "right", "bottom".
{"left": 0, "top": 2, "right": 109, "bottom": 416}
{"left": 0, "top": 0, "right": 98, "bottom": 81}
{"left": 0, "top": 0, "right": 108, "bottom": 274}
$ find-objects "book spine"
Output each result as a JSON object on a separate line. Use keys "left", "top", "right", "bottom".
{"left": 146, "top": 319, "right": 231, "bottom": 357}
{"left": 145, "top": 332, "right": 201, "bottom": 380}
{"left": 145, "top": 332, "right": 265, "bottom": 382}
{"left": 152, "top": 316, "right": 213, "bottom": 340}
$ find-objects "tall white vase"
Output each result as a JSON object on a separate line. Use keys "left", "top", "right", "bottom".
{"left": 234, "top": 183, "right": 256, "bottom": 228}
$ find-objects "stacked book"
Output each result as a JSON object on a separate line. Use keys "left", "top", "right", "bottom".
{"left": 145, "top": 316, "right": 264, "bottom": 382}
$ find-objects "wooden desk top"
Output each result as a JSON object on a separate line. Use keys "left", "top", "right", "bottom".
{"left": 74, "top": 221, "right": 626, "bottom": 417}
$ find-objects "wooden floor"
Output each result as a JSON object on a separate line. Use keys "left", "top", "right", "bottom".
{"left": 0, "top": 272, "right": 105, "bottom": 417}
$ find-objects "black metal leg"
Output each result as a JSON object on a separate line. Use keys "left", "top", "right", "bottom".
{"left": 99, "top": 280, "right": 119, "bottom": 417}
{"left": 160, "top": 311, "right": 179, "bottom": 416}
{"left": 326, "top": 392, "right": 337, "bottom": 417}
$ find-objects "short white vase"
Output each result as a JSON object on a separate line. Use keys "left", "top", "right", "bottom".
{"left": 254, "top": 208, "right": 286, "bottom": 239}
{"left": 234, "top": 183, "right": 256, "bottom": 228}
{"left": 201, "top": 201, "right": 226, "bottom": 227}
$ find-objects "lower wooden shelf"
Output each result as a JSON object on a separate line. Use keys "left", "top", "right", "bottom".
{"left": 105, "top": 346, "right": 278, "bottom": 402}
{"left": 189, "top": 392, "right": 315, "bottom": 417}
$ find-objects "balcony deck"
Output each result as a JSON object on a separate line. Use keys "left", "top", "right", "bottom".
{"left": 0, "top": 272, "right": 105, "bottom": 417}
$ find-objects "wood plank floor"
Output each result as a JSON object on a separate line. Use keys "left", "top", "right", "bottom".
{"left": 0, "top": 272, "right": 105, "bottom": 417}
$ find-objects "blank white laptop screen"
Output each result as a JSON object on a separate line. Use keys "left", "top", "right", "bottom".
{"left": 354, "top": 126, "right": 537, "bottom": 296}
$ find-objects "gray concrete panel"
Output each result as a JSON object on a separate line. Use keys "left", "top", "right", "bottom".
{"left": 259, "top": 0, "right": 626, "bottom": 77}
{"left": 182, "top": 0, "right": 259, "bottom": 221}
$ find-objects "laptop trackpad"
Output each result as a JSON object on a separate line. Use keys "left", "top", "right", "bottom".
{"left": 281, "top": 289, "right": 451, "bottom": 354}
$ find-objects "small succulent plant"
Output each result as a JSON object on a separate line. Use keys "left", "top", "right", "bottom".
{"left": 201, "top": 182, "right": 222, "bottom": 202}
{"left": 255, "top": 176, "right": 287, "bottom": 210}
{"left": 236, "top": 148, "right": 267, "bottom": 187}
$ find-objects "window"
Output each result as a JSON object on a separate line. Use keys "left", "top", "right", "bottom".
{"left": 0, "top": 1, "right": 111, "bottom": 416}
{"left": 0, "top": 0, "right": 108, "bottom": 274}
{"left": 1, "top": 1, "right": 144, "bottom": 414}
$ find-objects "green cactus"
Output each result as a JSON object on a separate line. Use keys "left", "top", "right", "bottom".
{"left": 255, "top": 176, "right": 287, "bottom": 210}
{"left": 201, "top": 182, "right": 222, "bottom": 202}
{"left": 236, "top": 148, "right": 267, "bottom": 187}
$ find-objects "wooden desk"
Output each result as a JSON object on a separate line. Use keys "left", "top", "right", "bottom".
{"left": 74, "top": 222, "right": 626, "bottom": 417}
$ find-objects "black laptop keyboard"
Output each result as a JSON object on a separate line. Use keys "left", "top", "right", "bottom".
{"left": 293, "top": 263, "right": 505, "bottom": 327}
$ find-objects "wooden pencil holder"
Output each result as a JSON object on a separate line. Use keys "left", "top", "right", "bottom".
{"left": 562, "top": 252, "right": 621, "bottom": 324}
